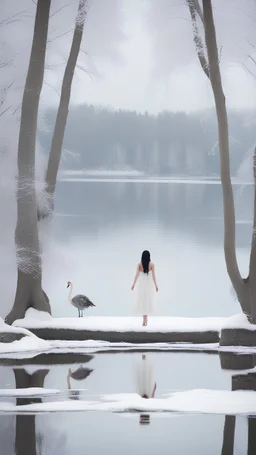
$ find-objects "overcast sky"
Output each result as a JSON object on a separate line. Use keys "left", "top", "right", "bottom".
{"left": 14, "top": 0, "right": 256, "bottom": 114}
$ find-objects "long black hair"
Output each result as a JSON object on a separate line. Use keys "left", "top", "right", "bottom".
{"left": 141, "top": 250, "right": 151, "bottom": 274}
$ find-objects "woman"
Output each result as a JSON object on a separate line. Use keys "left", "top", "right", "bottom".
{"left": 134, "top": 354, "right": 157, "bottom": 425}
{"left": 131, "top": 250, "right": 158, "bottom": 326}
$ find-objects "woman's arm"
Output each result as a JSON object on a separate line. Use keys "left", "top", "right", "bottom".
{"left": 151, "top": 264, "right": 159, "bottom": 292}
{"left": 131, "top": 264, "right": 140, "bottom": 290}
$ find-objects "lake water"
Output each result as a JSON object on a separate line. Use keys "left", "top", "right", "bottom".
{"left": 41, "top": 178, "right": 253, "bottom": 318}
{"left": 1, "top": 177, "right": 255, "bottom": 454}
{"left": 0, "top": 350, "right": 254, "bottom": 454}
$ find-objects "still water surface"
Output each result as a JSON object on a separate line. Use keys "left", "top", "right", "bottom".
{"left": 0, "top": 350, "right": 253, "bottom": 454}
{"left": 1, "top": 178, "right": 255, "bottom": 454}
{"left": 44, "top": 179, "right": 252, "bottom": 318}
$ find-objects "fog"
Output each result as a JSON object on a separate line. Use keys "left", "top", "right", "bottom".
{"left": 1, "top": 0, "right": 256, "bottom": 319}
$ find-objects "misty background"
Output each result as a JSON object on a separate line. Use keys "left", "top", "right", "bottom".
{"left": 1, "top": 0, "right": 256, "bottom": 319}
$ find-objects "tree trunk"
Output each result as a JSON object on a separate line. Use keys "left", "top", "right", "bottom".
{"left": 248, "top": 417, "right": 256, "bottom": 455}
{"left": 5, "top": 0, "right": 51, "bottom": 325}
{"left": 39, "top": 0, "right": 87, "bottom": 220}
{"left": 14, "top": 368, "right": 49, "bottom": 455}
{"left": 221, "top": 415, "right": 235, "bottom": 455}
{"left": 202, "top": 0, "right": 250, "bottom": 316}
{"left": 248, "top": 147, "right": 256, "bottom": 320}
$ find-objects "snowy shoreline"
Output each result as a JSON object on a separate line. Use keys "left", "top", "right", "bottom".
{"left": 13, "top": 310, "right": 225, "bottom": 333}
{"left": 11, "top": 311, "right": 225, "bottom": 344}
{"left": 0, "top": 310, "right": 255, "bottom": 356}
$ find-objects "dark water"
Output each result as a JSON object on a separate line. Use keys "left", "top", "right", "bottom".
{"left": 0, "top": 350, "right": 255, "bottom": 454}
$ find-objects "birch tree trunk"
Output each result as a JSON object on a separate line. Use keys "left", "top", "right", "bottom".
{"left": 187, "top": 0, "right": 252, "bottom": 319}
{"left": 5, "top": 0, "right": 51, "bottom": 325}
{"left": 202, "top": 0, "right": 250, "bottom": 316}
{"left": 39, "top": 0, "right": 87, "bottom": 219}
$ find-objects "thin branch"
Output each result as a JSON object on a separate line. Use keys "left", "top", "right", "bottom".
{"left": 50, "top": 0, "right": 78, "bottom": 18}
{"left": 242, "top": 63, "right": 256, "bottom": 80}
{"left": 76, "top": 63, "right": 89, "bottom": 74}
{"left": 47, "top": 28, "right": 74, "bottom": 43}
{"left": 0, "top": 105, "right": 11, "bottom": 118}
{"left": 0, "top": 9, "right": 29, "bottom": 27}
{"left": 248, "top": 54, "right": 256, "bottom": 67}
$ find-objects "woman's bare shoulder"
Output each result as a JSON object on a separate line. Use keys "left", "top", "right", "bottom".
{"left": 150, "top": 262, "right": 155, "bottom": 269}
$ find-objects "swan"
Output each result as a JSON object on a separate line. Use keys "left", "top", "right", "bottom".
{"left": 67, "top": 281, "right": 95, "bottom": 317}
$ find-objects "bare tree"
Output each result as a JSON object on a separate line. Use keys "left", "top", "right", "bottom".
{"left": 5, "top": 0, "right": 51, "bottom": 325}
{"left": 39, "top": 0, "right": 87, "bottom": 220}
{"left": 187, "top": 0, "right": 256, "bottom": 322}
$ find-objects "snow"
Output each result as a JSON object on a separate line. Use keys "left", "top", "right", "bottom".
{"left": 0, "top": 317, "right": 36, "bottom": 337}
{"left": 0, "top": 389, "right": 256, "bottom": 415}
{"left": 2, "top": 340, "right": 256, "bottom": 360}
{"left": 13, "top": 310, "right": 225, "bottom": 333}
{"left": 0, "top": 316, "right": 50, "bottom": 354}
{"left": 222, "top": 313, "right": 256, "bottom": 331}
{"left": 0, "top": 335, "right": 50, "bottom": 354}
{"left": 0, "top": 388, "right": 60, "bottom": 398}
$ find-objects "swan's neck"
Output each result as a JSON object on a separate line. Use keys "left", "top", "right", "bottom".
{"left": 68, "top": 283, "right": 73, "bottom": 302}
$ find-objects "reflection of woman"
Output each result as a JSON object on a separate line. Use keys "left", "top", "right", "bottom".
{"left": 131, "top": 250, "right": 158, "bottom": 326}
{"left": 135, "top": 354, "right": 157, "bottom": 425}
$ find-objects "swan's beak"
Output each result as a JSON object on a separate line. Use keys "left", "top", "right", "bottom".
{"left": 67, "top": 283, "right": 70, "bottom": 288}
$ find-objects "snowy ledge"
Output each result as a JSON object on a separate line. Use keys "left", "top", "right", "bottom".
{"left": 0, "top": 317, "right": 50, "bottom": 355}
{"left": 12, "top": 310, "right": 225, "bottom": 344}
{"left": 221, "top": 314, "right": 256, "bottom": 347}
{"left": 0, "top": 389, "right": 256, "bottom": 416}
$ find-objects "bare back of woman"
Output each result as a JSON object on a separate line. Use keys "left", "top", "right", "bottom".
{"left": 131, "top": 250, "right": 158, "bottom": 326}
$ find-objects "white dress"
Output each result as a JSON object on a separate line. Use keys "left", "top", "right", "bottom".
{"left": 134, "top": 270, "right": 156, "bottom": 315}
{"left": 135, "top": 356, "right": 155, "bottom": 398}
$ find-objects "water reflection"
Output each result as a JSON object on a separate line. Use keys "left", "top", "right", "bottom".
{"left": 219, "top": 352, "right": 256, "bottom": 372}
{"left": 0, "top": 351, "right": 256, "bottom": 453}
{"left": 67, "top": 365, "right": 94, "bottom": 400}
{"left": 221, "top": 415, "right": 256, "bottom": 455}
{"left": 221, "top": 415, "right": 236, "bottom": 455}
{"left": 14, "top": 368, "right": 48, "bottom": 455}
{"left": 135, "top": 354, "right": 157, "bottom": 425}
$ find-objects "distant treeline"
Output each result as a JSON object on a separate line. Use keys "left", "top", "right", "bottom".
{"left": 39, "top": 105, "right": 256, "bottom": 176}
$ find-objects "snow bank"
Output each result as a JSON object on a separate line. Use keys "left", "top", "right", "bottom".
{"left": 1, "top": 389, "right": 256, "bottom": 415}
{"left": 0, "top": 336, "right": 50, "bottom": 354}
{"left": 46, "top": 340, "right": 256, "bottom": 355}
{"left": 222, "top": 313, "right": 256, "bottom": 331}
{"left": 0, "top": 316, "right": 50, "bottom": 354}
{"left": 13, "top": 310, "right": 226, "bottom": 333}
